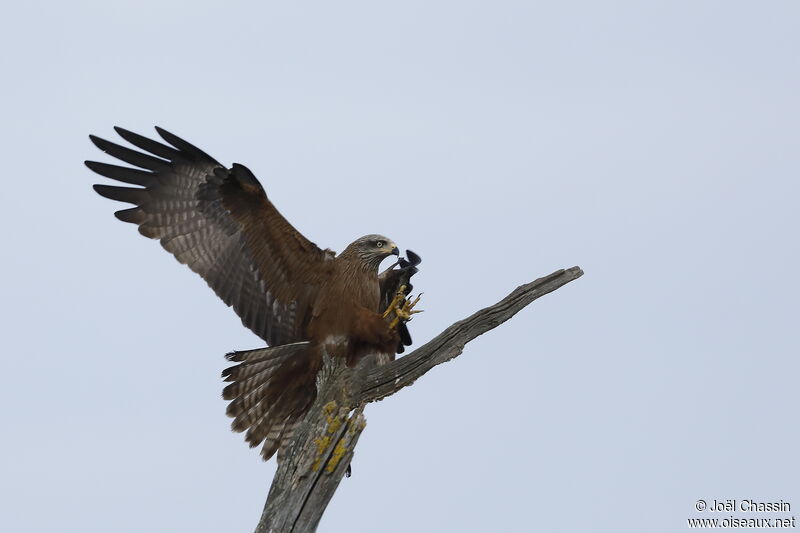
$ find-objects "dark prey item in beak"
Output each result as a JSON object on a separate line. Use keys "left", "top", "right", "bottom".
{"left": 404, "top": 249, "right": 421, "bottom": 266}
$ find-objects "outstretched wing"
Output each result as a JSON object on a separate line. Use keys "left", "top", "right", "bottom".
{"left": 88, "top": 126, "right": 330, "bottom": 346}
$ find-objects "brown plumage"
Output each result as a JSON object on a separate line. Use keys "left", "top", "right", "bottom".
{"left": 89, "top": 126, "right": 420, "bottom": 460}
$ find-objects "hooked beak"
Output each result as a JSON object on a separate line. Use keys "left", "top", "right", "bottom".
{"left": 390, "top": 245, "right": 400, "bottom": 256}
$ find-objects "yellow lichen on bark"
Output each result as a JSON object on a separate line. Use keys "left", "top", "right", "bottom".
{"left": 312, "top": 401, "right": 340, "bottom": 471}
{"left": 325, "top": 439, "right": 348, "bottom": 473}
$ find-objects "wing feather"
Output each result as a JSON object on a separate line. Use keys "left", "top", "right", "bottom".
{"left": 114, "top": 126, "right": 182, "bottom": 160}
{"left": 84, "top": 161, "right": 157, "bottom": 186}
{"left": 89, "top": 135, "right": 170, "bottom": 171}
{"left": 88, "top": 126, "right": 328, "bottom": 345}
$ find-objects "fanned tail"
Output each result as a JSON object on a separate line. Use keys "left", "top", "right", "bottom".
{"left": 222, "top": 342, "right": 320, "bottom": 461}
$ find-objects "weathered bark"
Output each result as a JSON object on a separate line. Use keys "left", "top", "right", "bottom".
{"left": 254, "top": 266, "right": 583, "bottom": 532}
{"left": 255, "top": 356, "right": 365, "bottom": 533}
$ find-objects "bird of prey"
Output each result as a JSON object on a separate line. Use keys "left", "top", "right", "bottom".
{"left": 88, "top": 127, "right": 421, "bottom": 460}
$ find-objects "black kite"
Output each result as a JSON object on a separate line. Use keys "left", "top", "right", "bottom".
{"left": 88, "top": 127, "right": 420, "bottom": 460}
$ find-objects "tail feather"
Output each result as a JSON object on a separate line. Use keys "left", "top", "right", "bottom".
{"left": 244, "top": 384, "right": 315, "bottom": 446}
{"left": 222, "top": 357, "right": 292, "bottom": 400}
{"left": 244, "top": 403, "right": 286, "bottom": 445}
{"left": 222, "top": 356, "right": 287, "bottom": 383}
{"left": 228, "top": 385, "right": 271, "bottom": 427}
{"left": 249, "top": 412, "right": 290, "bottom": 451}
{"left": 260, "top": 417, "right": 295, "bottom": 460}
{"left": 222, "top": 342, "right": 320, "bottom": 461}
{"left": 275, "top": 422, "right": 299, "bottom": 462}
{"left": 222, "top": 342, "right": 310, "bottom": 403}
{"left": 224, "top": 342, "right": 310, "bottom": 364}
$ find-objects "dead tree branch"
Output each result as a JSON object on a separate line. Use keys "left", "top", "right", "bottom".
{"left": 355, "top": 266, "right": 584, "bottom": 403}
{"left": 253, "top": 266, "right": 583, "bottom": 532}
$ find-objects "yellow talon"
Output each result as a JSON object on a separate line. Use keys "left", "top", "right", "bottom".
{"left": 382, "top": 285, "right": 407, "bottom": 319}
{"left": 388, "top": 292, "right": 424, "bottom": 329}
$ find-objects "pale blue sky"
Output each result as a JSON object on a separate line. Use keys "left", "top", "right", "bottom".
{"left": 2, "top": 1, "right": 798, "bottom": 532}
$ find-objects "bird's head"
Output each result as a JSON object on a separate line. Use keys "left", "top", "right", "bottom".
{"left": 342, "top": 234, "right": 399, "bottom": 269}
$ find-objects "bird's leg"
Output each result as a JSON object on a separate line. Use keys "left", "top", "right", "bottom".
{"left": 382, "top": 285, "right": 408, "bottom": 319}
{"left": 382, "top": 285, "right": 424, "bottom": 328}
{"left": 388, "top": 293, "right": 423, "bottom": 329}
